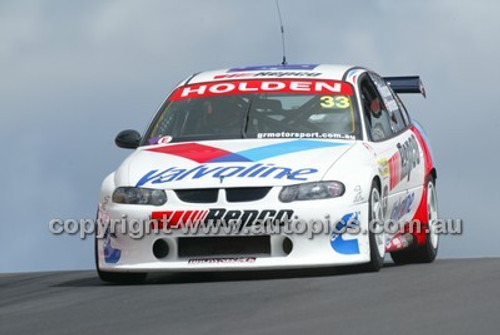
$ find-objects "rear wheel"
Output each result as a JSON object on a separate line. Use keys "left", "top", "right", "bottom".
{"left": 391, "top": 176, "right": 439, "bottom": 264}
{"left": 361, "top": 181, "right": 385, "bottom": 272}
{"left": 95, "top": 233, "right": 147, "bottom": 284}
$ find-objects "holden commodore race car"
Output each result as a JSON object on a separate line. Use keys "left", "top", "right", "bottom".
{"left": 95, "top": 64, "right": 438, "bottom": 283}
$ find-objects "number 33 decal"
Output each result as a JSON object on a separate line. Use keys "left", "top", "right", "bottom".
{"left": 320, "top": 96, "right": 350, "bottom": 109}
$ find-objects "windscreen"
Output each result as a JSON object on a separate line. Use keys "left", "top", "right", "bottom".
{"left": 144, "top": 79, "right": 360, "bottom": 144}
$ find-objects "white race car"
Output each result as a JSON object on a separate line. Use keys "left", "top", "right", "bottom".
{"left": 95, "top": 64, "right": 438, "bottom": 283}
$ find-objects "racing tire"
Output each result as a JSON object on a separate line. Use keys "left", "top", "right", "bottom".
{"left": 360, "top": 181, "right": 385, "bottom": 272}
{"left": 94, "top": 233, "right": 147, "bottom": 284}
{"left": 391, "top": 176, "right": 439, "bottom": 264}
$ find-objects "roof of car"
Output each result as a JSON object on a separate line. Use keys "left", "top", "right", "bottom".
{"left": 184, "top": 64, "right": 365, "bottom": 85}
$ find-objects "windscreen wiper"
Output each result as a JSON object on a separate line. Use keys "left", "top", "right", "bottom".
{"left": 241, "top": 96, "right": 255, "bottom": 138}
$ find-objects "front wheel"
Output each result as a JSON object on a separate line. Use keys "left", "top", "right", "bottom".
{"left": 361, "top": 181, "right": 385, "bottom": 272}
{"left": 97, "top": 268, "right": 147, "bottom": 285}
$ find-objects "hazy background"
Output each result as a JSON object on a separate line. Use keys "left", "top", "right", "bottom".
{"left": 1, "top": 0, "right": 499, "bottom": 272}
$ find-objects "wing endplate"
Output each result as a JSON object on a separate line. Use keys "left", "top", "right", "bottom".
{"left": 384, "top": 76, "right": 426, "bottom": 98}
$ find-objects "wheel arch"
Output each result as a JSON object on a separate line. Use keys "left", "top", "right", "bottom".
{"left": 429, "top": 167, "right": 437, "bottom": 182}
{"left": 372, "top": 175, "right": 382, "bottom": 191}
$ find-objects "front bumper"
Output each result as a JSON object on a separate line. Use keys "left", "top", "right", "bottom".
{"left": 97, "top": 187, "right": 371, "bottom": 272}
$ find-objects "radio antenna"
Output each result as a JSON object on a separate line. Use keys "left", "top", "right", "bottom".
{"left": 275, "top": 0, "right": 287, "bottom": 65}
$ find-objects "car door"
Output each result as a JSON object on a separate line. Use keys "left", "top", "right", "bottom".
{"left": 359, "top": 73, "right": 425, "bottom": 228}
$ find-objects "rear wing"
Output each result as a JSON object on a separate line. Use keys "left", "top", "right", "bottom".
{"left": 383, "top": 76, "right": 426, "bottom": 98}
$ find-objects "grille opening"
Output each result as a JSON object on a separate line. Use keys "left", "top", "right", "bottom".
{"left": 175, "top": 189, "right": 218, "bottom": 203}
{"left": 282, "top": 237, "right": 293, "bottom": 255}
{"left": 226, "top": 187, "right": 272, "bottom": 202}
{"left": 178, "top": 236, "right": 271, "bottom": 258}
{"left": 153, "top": 239, "right": 170, "bottom": 259}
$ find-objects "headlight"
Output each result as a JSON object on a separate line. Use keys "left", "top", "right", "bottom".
{"left": 279, "top": 181, "right": 345, "bottom": 202}
{"left": 112, "top": 187, "right": 167, "bottom": 206}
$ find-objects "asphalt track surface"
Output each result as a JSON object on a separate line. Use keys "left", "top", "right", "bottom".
{"left": 1, "top": 258, "right": 499, "bottom": 335}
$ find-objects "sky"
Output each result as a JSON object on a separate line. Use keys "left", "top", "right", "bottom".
{"left": 1, "top": 0, "right": 499, "bottom": 273}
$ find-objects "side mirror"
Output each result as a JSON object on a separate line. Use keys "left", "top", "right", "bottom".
{"left": 115, "top": 129, "right": 141, "bottom": 149}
